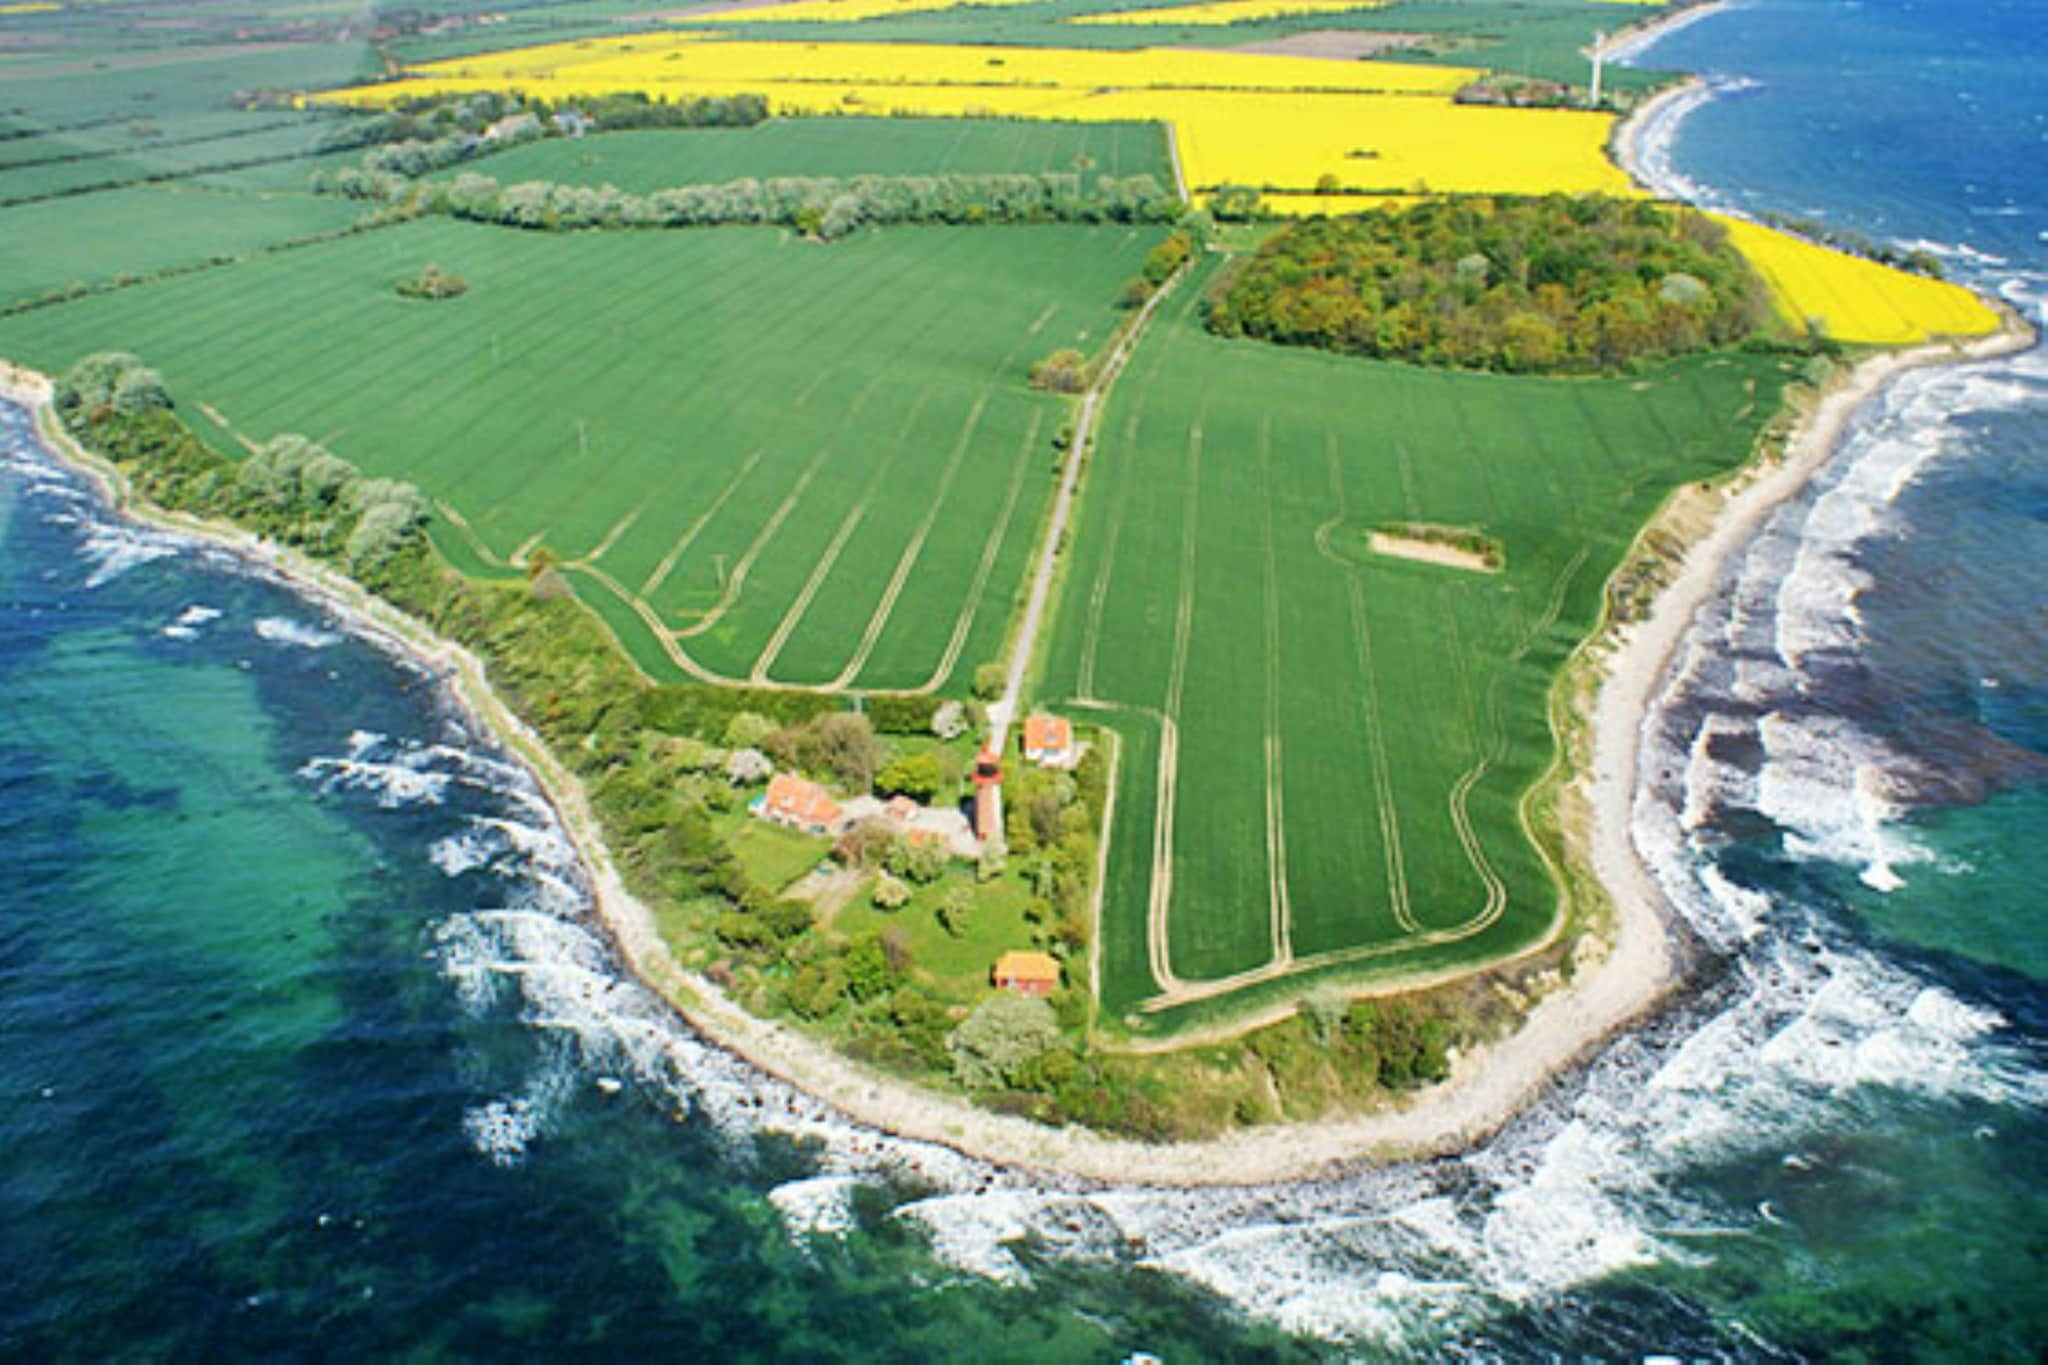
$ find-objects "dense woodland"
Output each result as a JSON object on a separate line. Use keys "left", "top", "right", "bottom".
{"left": 1206, "top": 195, "right": 1776, "bottom": 373}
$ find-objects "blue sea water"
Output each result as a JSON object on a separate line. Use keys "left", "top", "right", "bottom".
{"left": 3, "top": 0, "right": 2045, "bottom": 1356}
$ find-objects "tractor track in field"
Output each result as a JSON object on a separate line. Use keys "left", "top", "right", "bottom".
{"left": 1324, "top": 443, "right": 1418, "bottom": 937}
{"left": 752, "top": 388, "right": 939, "bottom": 684}
{"left": 819, "top": 393, "right": 992, "bottom": 690}
{"left": 578, "top": 506, "right": 642, "bottom": 565}
{"left": 1140, "top": 411, "right": 1206, "bottom": 993}
{"left": 637, "top": 450, "right": 762, "bottom": 599}
{"left": 672, "top": 440, "right": 835, "bottom": 640}
{"left": 1258, "top": 413, "right": 1293, "bottom": 968}
{"left": 748, "top": 496, "right": 872, "bottom": 683}
{"left": 909, "top": 407, "right": 1042, "bottom": 695}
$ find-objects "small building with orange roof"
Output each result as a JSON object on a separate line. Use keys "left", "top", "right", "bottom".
{"left": 992, "top": 950, "right": 1061, "bottom": 997}
{"left": 1021, "top": 712, "right": 1077, "bottom": 768}
{"left": 751, "top": 772, "right": 846, "bottom": 836}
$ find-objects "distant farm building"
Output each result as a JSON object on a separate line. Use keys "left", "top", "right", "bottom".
{"left": 482, "top": 112, "right": 539, "bottom": 142}
{"left": 1021, "top": 713, "right": 1077, "bottom": 768}
{"left": 992, "top": 950, "right": 1061, "bottom": 997}
{"left": 752, "top": 773, "right": 845, "bottom": 836}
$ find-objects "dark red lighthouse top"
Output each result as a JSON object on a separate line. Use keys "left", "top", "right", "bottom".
{"left": 971, "top": 743, "right": 1002, "bottom": 787}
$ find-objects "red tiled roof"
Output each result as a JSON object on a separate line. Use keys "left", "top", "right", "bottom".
{"left": 1023, "top": 713, "right": 1072, "bottom": 754}
{"left": 763, "top": 772, "right": 842, "bottom": 827}
{"left": 992, "top": 950, "right": 1061, "bottom": 986}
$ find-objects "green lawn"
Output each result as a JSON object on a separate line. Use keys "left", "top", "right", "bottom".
{"left": 445, "top": 118, "right": 1171, "bottom": 193}
{"left": 1042, "top": 258, "right": 1800, "bottom": 1032}
{"left": 0, "top": 218, "right": 1158, "bottom": 692}
{"left": 727, "top": 816, "right": 833, "bottom": 893}
{"left": 834, "top": 871, "right": 1043, "bottom": 1003}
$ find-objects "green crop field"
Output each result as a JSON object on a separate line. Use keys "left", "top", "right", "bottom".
{"left": 0, "top": 218, "right": 1157, "bottom": 693}
{"left": 1041, "top": 260, "right": 1800, "bottom": 1033}
{"left": 1, "top": 187, "right": 372, "bottom": 306}
{"left": 444, "top": 118, "right": 1171, "bottom": 192}
{"left": 0, "top": 115, "right": 339, "bottom": 204}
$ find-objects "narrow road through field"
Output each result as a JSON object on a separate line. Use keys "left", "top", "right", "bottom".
{"left": 992, "top": 259, "right": 1189, "bottom": 746}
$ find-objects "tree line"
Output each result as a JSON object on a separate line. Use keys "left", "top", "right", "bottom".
{"left": 1206, "top": 194, "right": 1777, "bottom": 373}
{"left": 317, "top": 165, "right": 1181, "bottom": 237}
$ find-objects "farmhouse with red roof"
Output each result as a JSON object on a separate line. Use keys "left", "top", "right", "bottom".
{"left": 751, "top": 772, "right": 846, "bottom": 836}
{"left": 1021, "top": 712, "right": 1076, "bottom": 768}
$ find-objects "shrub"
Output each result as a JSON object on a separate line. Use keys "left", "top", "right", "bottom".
{"left": 396, "top": 263, "right": 468, "bottom": 300}
{"left": 876, "top": 752, "right": 942, "bottom": 802}
{"left": 1027, "top": 348, "right": 1089, "bottom": 394}
{"left": 723, "top": 711, "right": 777, "bottom": 748}
{"left": 871, "top": 872, "right": 911, "bottom": 910}
{"left": 949, "top": 993, "right": 1060, "bottom": 1091}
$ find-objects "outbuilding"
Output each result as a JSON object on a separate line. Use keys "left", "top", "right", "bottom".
{"left": 991, "top": 950, "right": 1061, "bottom": 997}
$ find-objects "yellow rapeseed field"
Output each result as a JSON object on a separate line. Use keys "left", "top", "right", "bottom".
{"left": 327, "top": 35, "right": 1639, "bottom": 207}
{"left": 1716, "top": 215, "right": 2000, "bottom": 344}
{"left": 707, "top": 0, "right": 1046, "bottom": 22}
{"left": 384, "top": 37, "right": 1473, "bottom": 97}
{"left": 1069, "top": 0, "right": 1385, "bottom": 26}
{"left": 0, "top": 2, "right": 63, "bottom": 13}
{"left": 1085, "top": 90, "right": 1630, "bottom": 197}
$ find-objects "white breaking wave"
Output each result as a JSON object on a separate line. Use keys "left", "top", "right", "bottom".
{"left": 161, "top": 604, "right": 223, "bottom": 641}
{"left": 298, "top": 731, "right": 461, "bottom": 808}
{"left": 1755, "top": 711, "right": 1929, "bottom": 891}
{"left": 767, "top": 1175, "right": 864, "bottom": 1241}
{"left": 423, "top": 785, "right": 2042, "bottom": 1346}
{"left": 1621, "top": 76, "right": 1757, "bottom": 208}
{"left": 375, "top": 630, "right": 2047, "bottom": 1349}
{"left": 254, "top": 615, "right": 342, "bottom": 649}
{"left": 74, "top": 518, "right": 182, "bottom": 588}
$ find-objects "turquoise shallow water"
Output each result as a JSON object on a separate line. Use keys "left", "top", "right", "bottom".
{"left": 4, "top": 0, "right": 2045, "bottom": 1355}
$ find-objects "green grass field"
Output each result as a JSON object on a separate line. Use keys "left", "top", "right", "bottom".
{"left": 1042, "top": 260, "right": 1799, "bottom": 1033}
{"left": 1, "top": 186, "right": 371, "bottom": 306}
{"left": 0, "top": 218, "right": 1157, "bottom": 693}
{"left": 445, "top": 118, "right": 1171, "bottom": 192}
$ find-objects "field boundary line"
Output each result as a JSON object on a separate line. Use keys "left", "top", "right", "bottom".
{"left": 992, "top": 257, "right": 1191, "bottom": 743}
